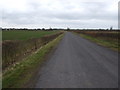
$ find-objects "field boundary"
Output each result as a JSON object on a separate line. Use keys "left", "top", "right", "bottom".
{"left": 73, "top": 32, "right": 119, "bottom": 52}
{"left": 2, "top": 33, "right": 64, "bottom": 88}
{"left": 3, "top": 32, "right": 63, "bottom": 70}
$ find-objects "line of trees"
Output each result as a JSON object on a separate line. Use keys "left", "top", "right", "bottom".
{"left": 1, "top": 27, "right": 119, "bottom": 31}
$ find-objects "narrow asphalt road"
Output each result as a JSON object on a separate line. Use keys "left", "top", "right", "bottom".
{"left": 35, "top": 32, "right": 118, "bottom": 88}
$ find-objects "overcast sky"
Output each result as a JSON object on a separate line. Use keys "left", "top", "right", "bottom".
{"left": 0, "top": 0, "right": 119, "bottom": 29}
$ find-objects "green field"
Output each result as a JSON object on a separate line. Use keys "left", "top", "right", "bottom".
{"left": 2, "top": 30, "right": 63, "bottom": 88}
{"left": 3, "top": 34, "right": 64, "bottom": 88}
{"left": 2, "top": 30, "right": 59, "bottom": 40}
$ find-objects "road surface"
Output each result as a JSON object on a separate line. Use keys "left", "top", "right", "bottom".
{"left": 35, "top": 32, "right": 118, "bottom": 88}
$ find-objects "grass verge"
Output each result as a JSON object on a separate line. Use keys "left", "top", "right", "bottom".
{"left": 76, "top": 33, "right": 119, "bottom": 52}
{"left": 2, "top": 33, "right": 64, "bottom": 88}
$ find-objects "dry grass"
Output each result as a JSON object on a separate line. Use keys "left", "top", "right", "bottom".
{"left": 73, "top": 30, "right": 119, "bottom": 52}
{"left": 2, "top": 32, "right": 63, "bottom": 70}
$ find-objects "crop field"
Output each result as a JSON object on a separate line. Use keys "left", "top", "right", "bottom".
{"left": 2, "top": 29, "right": 64, "bottom": 88}
{"left": 3, "top": 33, "right": 64, "bottom": 88}
{"left": 2, "top": 30, "right": 63, "bottom": 70}
{"left": 2, "top": 30, "right": 59, "bottom": 41}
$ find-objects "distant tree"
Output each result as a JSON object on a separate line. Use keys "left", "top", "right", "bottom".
{"left": 42, "top": 28, "right": 45, "bottom": 31}
{"left": 37, "top": 28, "right": 41, "bottom": 30}
{"left": 110, "top": 26, "right": 113, "bottom": 30}
{"left": 49, "top": 27, "right": 53, "bottom": 31}
{"left": 67, "top": 27, "right": 70, "bottom": 31}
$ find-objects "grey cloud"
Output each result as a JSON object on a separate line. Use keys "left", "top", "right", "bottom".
{"left": 1, "top": 0, "right": 118, "bottom": 28}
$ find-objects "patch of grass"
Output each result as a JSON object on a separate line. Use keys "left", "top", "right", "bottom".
{"left": 2, "top": 31, "right": 59, "bottom": 41}
{"left": 2, "top": 34, "right": 64, "bottom": 88}
{"left": 78, "top": 34, "right": 119, "bottom": 52}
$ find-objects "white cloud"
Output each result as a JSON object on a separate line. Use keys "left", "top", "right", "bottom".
{"left": 1, "top": 0, "right": 119, "bottom": 29}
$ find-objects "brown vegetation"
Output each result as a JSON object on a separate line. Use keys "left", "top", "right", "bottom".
{"left": 72, "top": 30, "right": 119, "bottom": 52}
{"left": 73, "top": 30, "right": 119, "bottom": 41}
{"left": 2, "top": 32, "right": 63, "bottom": 70}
